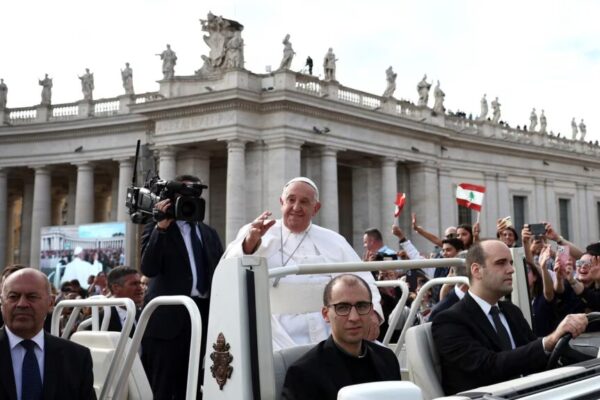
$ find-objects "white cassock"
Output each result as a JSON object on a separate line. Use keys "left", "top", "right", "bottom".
{"left": 60, "top": 257, "right": 102, "bottom": 290}
{"left": 223, "top": 219, "right": 383, "bottom": 350}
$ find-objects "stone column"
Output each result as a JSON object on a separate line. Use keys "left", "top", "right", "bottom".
{"left": 576, "top": 183, "right": 588, "bottom": 245}
{"left": 408, "top": 163, "right": 440, "bottom": 252}
{"left": 545, "top": 180, "right": 557, "bottom": 225}
{"left": 534, "top": 178, "right": 547, "bottom": 223}
{"left": 20, "top": 179, "right": 34, "bottom": 265}
{"left": 438, "top": 168, "right": 454, "bottom": 234}
{"left": 6, "top": 195, "right": 18, "bottom": 265}
{"left": 0, "top": 170, "right": 7, "bottom": 268}
{"left": 245, "top": 143, "right": 265, "bottom": 223}
{"left": 74, "top": 162, "right": 95, "bottom": 225}
{"left": 497, "top": 174, "right": 510, "bottom": 219}
{"left": 66, "top": 174, "right": 76, "bottom": 225}
{"left": 264, "top": 137, "right": 303, "bottom": 215}
{"left": 225, "top": 139, "right": 246, "bottom": 244}
{"left": 484, "top": 172, "right": 499, "bottom": 237}
{"left": 320, "top": 147, "right": 339, "bottom": 231}
{"left": 352, "top": 163, "right": 370, "bottom": 256}
{"left": 30, "top": 167, "right": 51, "bottom": 268}
{"left": 380, "top": 158, "right": 398, "bottom": 246}
{"left": 158, "top": 147, "right": 177, "bottom": 181}
{"left": 116, "top": 157, "right": 135, "bottom": 267}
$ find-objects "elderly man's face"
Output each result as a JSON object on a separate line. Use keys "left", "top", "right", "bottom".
{"left": 280, "top": 182, "right": 321, "bottom": 233}
{"left": 1, "top": 269, "right": 53, "bottom": 339}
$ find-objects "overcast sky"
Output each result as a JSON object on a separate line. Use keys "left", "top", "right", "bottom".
{"left": 2, "top": 0, "right": 599, "bottom": 141}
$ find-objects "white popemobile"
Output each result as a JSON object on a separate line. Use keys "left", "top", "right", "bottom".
{"left": 53, "top": 249, "right": 600, "bottom": 400}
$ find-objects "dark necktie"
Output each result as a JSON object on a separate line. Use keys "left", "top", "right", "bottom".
{"left": 188, "top": 222, "right": 208, "bottom": 294}
{"left": 21, "top": 339, "right": 43, "bottom": 400}
{"left": 489, "top": 306, "right": 512, "bottom": 351}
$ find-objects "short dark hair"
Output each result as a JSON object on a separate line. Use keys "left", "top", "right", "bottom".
{"left": 441, "top": 238, "right": 465, "bottom": 252}
{"left": 174, "top": 174, "right": 201, "bottom": 183}
{"left": 107, "top": 266, "right": 139, "bottom": 292}
{"left": 323, "top": 274, "right": 372, "bottom": 306}
{"left": 1, "top": 264, "right": 27, "bottom": 282}
{"left": 465, "top": 240, "right": 488, "bottom": 281}
{"left": 364, "top": 228, "right": 383, "bottom": 242}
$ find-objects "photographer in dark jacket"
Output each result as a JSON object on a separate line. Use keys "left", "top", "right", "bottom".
{"left": 140, "top": 174, "right": 223, "bottom": 400}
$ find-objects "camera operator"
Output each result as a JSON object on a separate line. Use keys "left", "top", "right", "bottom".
{"left": 140, "top": 174, "right": 223, "bottom": 400}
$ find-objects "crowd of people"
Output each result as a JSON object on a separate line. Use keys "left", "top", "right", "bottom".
{"left": 1, "top": 174, "right": 599, "bottom": 399}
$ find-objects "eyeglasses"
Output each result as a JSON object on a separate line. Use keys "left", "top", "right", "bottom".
{"left": 328, "top": 301, "right": 372, "bottom": 316}
{"left": 576, "top": 260, "right": 593, "bottom": 269}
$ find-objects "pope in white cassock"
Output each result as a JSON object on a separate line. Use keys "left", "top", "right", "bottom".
{"left": 223, "top": 177, "right": 383, "bottom": 350}
{"left": 60, "top": 246, "right": 102, "bottom": 290}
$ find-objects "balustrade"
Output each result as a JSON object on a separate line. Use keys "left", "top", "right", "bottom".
{"left": 9, "top": 107, "right": 37, "bottom": 123}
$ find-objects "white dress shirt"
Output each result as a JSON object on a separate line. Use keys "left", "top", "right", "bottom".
{"left": 468, "top": 290, "right": 516, "bottom": 349}
{"left": 5, "top": 327, "right": 45, "bottom": 400}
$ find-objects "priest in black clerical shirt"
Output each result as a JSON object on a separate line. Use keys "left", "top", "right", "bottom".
{"left": 281, "top": 274, "right": 401, "bottom": 400}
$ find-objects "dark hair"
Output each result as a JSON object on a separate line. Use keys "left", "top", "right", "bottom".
{"left": 323, "top": 274, "right": 372, "bottom": 306}
{"left": 465, "top": 240, "right": 487, "bottom": 281}
{"left": 107, "top": 266, "right": 139, "bottom": 292}
{"left": 457, "top": 224, "right": 474, "bottom": 247}
{"left": 174, "top": 174, "right": 201, "bottom": 183}
{"left": 441, "top": 238, "right": 465, "bottom": 252}
{"left": 1, "top": 264, "right": 27, "bottom": 281}
{"left": 525, "top": 260, "right": 543, "bottom": 298}
{"left": 364, "top": 228, "right": 383, "bottom": 242}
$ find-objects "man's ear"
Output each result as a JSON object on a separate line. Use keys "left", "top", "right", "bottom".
{"left": 279, "top": 196, "right": 284, "bottom": 206}
{"left": 322, "top": 306, "right": 330, "bottom": 323}
{"left": 471, "top": 263, "right": 482, "bottom": 279}
{"left": 313, "top": 201, "right": 321, "bottom": 216}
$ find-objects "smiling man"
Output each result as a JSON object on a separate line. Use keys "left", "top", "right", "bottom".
{"left": 281, "top": 274, "right": 400, "bottom": 400}
{"left": 224, "top": 177, "right": 383, "bottom": 349}
{"left": 432, "top": 240, "right": 588, "bottom": 395}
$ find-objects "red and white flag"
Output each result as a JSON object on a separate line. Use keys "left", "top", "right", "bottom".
{"left": 394, "top": 193, "right": 406, "bottom": 217}
{"left": 456, "top": 183, "right": 486, "bottom": 212}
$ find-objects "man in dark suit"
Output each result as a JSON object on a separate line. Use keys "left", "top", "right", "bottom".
{"left": 141, "top": 174, "right": 223, "bottom": 400}
{"left": 432, "top": 239, "right": 587, "bottom": 395}
{"left": 0, "top": 268, "right": 96, "bottom": 400}
{"left": 106, "top": 266, "right": 144, "bottom": 336}
{"left": 282, "top": 274, "right": 400, "bottom": 400}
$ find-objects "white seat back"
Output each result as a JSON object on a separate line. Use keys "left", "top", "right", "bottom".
{"left": 405, "top": 322, "right": 444, "bottom": 400}
{"left": 70, "top": 331, "right": 153, "bottom": 400}
{"left": 272, "top": 344, "right": 314, "bottom": 400}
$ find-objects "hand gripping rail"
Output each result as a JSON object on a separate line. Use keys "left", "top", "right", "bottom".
{"left": 395, "top": 276, "right": 469, "bottom": 357}
{"left": 112, "top": 295, "right": 202, "bottom": 400}
{"left": 373, "top": 279, "right": 410, "bottom": 346}
{"left": 51, "top": 297, "right": 136, "bottom": 400}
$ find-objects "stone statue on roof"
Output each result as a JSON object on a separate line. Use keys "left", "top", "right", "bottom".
{"left": 433, "top": 80, "right": 445, "bottom": 114}
{"left": 479, "top": 94, "right": 488, "bottom": 121}
{"left": 491, "top": 97, "right": 501, "bottom": 124}
{"left": 323, "top": 48, "right": 337, "bottom": 81}
{"left": 0, "top": 79, "right": 7, "bottom": 110}
{"left": 417, "top": 74, "right": 431, "bottom": 106}
{"left": 382, "top": 66, "right": 397, "bottom": 98}
{"left": 78, "top": 68, "right": 94, "bottom": 101}
{"left": 539, "top": 110, "right": 547, "bottom": 133}
{"left": 579, "top": 119, "right": 587, "bottom": 141}
{"left": 121, "top": 63, "right": 134, "bottom": 95}
{"left": 278, "top": 34, "right": 295, "bottom": 71}
{"left": 197, "top": 12, "right": 245, "bottom": 76}
{"left": 571, "top": 117, "right": 578, "bottom": 140}
{"left": 39, "top": 74, "right": 53, "bottom": 106}
{"left": 157, "top": 44, "right": 177, "bottom": 79}
{"left": 529, "top": 108, "right": 538, "bottom": 131}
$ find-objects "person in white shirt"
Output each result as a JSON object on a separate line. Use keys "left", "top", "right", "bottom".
{"left": 224, "top": 177, "right": 383, "bottom": 349}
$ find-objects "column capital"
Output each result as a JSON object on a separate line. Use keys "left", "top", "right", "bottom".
{"left": 484, "top": 171, "right": 498, "bottom": 179}
{"left": 32, "top": 165, "right": 51, "bottom": 175}
{"left": 226, "top": 138, "right": 247, "bottom": 151}
{"left": 263, "top": 136, "right": 304, "bottom": 150}
{"left": 320, "top": 146, "right": 341, "bottom": 157}
{"left": 575, "top": 182, "right": 587, "bottom": 189}
{"left": 72, "top": 161, "right": 94, "bottom": 171}
{"left": 380, "top": 157, "right": 398, "bottom": 167}
{"left": 157, "top": 146, "right": 178, "bottom": 158}
{"left": 113, "top": 156, "right": 134, "bottom": 165}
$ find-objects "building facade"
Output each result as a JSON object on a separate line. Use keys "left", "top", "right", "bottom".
{"left": 1, "top": 68, "right": 599, "bottom": 270}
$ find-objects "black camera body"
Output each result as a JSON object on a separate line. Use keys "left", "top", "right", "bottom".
{"left": 126, "top": 177, "right": 207, "bottom": 224}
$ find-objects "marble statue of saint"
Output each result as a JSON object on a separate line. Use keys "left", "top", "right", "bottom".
{"left": 323, "top": 48, "right": 337, "bottom": 81}
{"left": 479, "top": 94, "right": 488, "bottom": 120}
{"left": 39, "top": 74, "right": 53, "bottom": 105}
{"left": 571, "top": 117, "right": 578, "bottom": 140}
{"left": 157, "top": 44, "right": 177, "bottom": 79}
{"left": 417, "top": 74, "right": 431, "bottom": 106}
{"left": 529, "top": 108, "right": 538, "bottom": 131}
{"left": 78, "top": 68, "right": 94, "bottom": 101}
{"left": 121, "top": 63, "right": 134, "bottom": 95}
{"left": 579, "top": 119, "right": 587, "bottom": 141}
{"left": 278, "top": 34, "right": 295, "bottom": 71}
{"left": 0, "top": 79, "right": 7, "bottom": 109}
{"left": 491, "top": 97, "right": 501, "bottom": 123}
{"left": 433, "top": 80, "right": 445, "bottom": 114}
{"left": 539, "top": 109, "right": 547, "bottom": 133}
{"left": 225, "top": 31, "right": 244, "bottom": 69}
{"left": 382, "top": 66, "right": 397, "bottom": 98}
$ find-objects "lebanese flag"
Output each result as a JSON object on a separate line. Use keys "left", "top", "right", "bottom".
{"left": 456, "top": 183, "right": 486, "bottom": 212}
{"left": 394, "top": 193, "right": 406, "bottom": 217}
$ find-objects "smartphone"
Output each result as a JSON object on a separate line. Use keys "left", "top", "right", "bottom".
{"left": 529, "top": 223, "right": 546, "bottom": 238}
{"left": 557, "top": 245, "right": 570, "bottom": 266}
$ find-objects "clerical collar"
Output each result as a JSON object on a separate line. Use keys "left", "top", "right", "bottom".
{"left": 281, "top": 221, "right": 312, "bottom": 237}
{"left": 333, "top": 338, "right": 368, "bottom": 359}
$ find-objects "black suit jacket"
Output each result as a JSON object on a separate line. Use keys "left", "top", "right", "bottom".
{"left": 432, "top": 292, "right": 548, "bottom": 395}
{"left": 106, "top": 306, "right": 140, "bottom": 338}
{"left": 140, "top": 221, "right": 223, "bottom": 339}
{"left": 0, "top": 328, "right": 96, "bottom": 400}
{"left": 428, "top": 288, "right": 460, "bottom": 321}
{"left": 281, "top": 336, "right": 401, "bottom": 400}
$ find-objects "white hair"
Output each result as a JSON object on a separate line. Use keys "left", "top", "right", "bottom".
{"left": 282, "top": 177, "right": 320, "bottom": 201}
